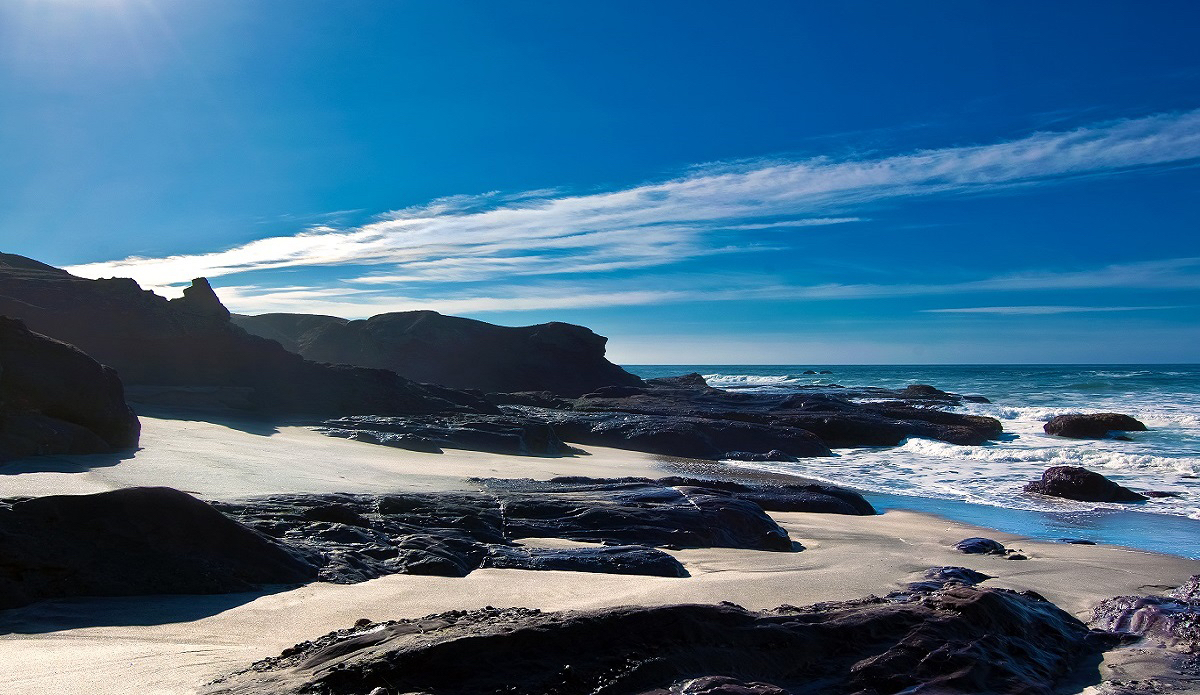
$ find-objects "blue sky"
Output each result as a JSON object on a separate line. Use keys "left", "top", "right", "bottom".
{"left": 2, "top": 1, "right": 1198, "bottom": 363}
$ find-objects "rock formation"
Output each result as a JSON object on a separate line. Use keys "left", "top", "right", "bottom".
{"left": 204, "top": 585, "right": 1117, "bottom": 695}
{"left": 0, "top": 254, "right": 491, "bottom": 416}
{"left": 213, "top": 477, "right": 822, "bottom": 583}
{"left": 1092, "top": 575, "right": 1200, "bottom": 652}
{"left": 323, "top": 374, "right": 1004, "bottom": 459}
{"left": 0, "top": 316, "right": 140, "bottom": 461}
{"left": 1023, "top": 466, "right": 1147, "bottom": 502}
{"left": 0, "top": 487, "right": 318, "bottom": 609}
{"left": 231, "top": 310, "right": 644, "bottom": 397}
{"left": 1044, "top": 413, "right": 1147, "bottom": 439}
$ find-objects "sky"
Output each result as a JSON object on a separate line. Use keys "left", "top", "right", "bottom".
{"left": 1, "top": 1, "right": 1198, "bottom": 364}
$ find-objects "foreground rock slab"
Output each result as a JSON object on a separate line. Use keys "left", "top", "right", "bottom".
{"left": 0, "top": 316, "right": 140, "bottom": 462}
{"left": 205, "top": 586, "right": 1117, "bottom": 695}
{"left": 215, "top": 477, "right": 816, "bottom": 583}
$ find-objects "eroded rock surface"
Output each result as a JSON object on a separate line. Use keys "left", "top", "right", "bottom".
{"left": 215, "top": 478, "right": 807, "bottom": 583}
{"left": 205, "top": 586, "right": 1116, "bottom": 695}
{"left": 0, "top": 316, "right": 140, "bottom": 461}
{"left": 1092, "top": 575, "right": 1200, "bottom": 652}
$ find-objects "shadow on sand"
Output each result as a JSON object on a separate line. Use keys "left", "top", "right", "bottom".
{"left": 0, "top": 447, "right": 140, "bottom": 476}
{"left": 133, "top": 404, "right": 296, "bottom": 437}
{"left": 0, "top": 584, "right": 301, "bottom": 634}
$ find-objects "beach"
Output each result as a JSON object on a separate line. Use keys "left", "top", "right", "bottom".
{"left": 1, "top": 415, "right": 1197, "bottom": 694}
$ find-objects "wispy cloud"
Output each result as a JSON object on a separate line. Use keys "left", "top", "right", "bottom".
{"left": 62, "top": 109, "right": 1200, "bottom": 313}
{"left": 921, "top": 305, "right": 1185, "bottom": 315}
{"left": 212, "top": 258, "right": 1200, "bottom": 317}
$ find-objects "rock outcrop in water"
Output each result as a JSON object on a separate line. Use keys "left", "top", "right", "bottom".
{"left": 1023, "top": 466, "right": 1148, "bottom": 503}
{"left": 205, "top": 585, "right": 1116, "bottom": 695}
{"left": 323, "top": 373, "right": 1004, "bottom": 460}
{"left": 0, "top": 254, "right": 492, "bottom": 416}
{"left": 0, "top": 316, "right": 140, "bottom": 461}
{"left": 231, "top": 310, "right": 644, "bottom": 397}
{"left": 1044, "top": 413, "right": 1147, "bottom": 439}
{"left": 0, "top": 487, "right": 318, "bottom": 609}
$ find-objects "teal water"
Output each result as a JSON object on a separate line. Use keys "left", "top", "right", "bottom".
{"left": 625, "top": 365, "right": 1200, "bottom": 558}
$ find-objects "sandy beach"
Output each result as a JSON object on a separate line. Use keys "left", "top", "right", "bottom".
{"left": 0, "top": 414, "right": 1196, "bottom": 694}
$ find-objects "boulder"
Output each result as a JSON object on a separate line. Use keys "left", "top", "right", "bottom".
{"left": 954, "top": 537, "right": 1009, "bottom": 555}
{"left": 1023, "top": 466, "right": 1147, "bottom": 502}
{"left": 231, "top": 310, "right": 644, "bottom": 397}
{"left": 1044, "top": 413, "right": 1147, "bottom": 439}
{"left": 0, "top": 317, "right": 140, "bottom": 461}
{"left": 0, "top": 487, "right": 318, "bottom": 609}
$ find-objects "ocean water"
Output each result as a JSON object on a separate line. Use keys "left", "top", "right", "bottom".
{"left": 625, "top": 365, "right": 1200, "bottom": 558}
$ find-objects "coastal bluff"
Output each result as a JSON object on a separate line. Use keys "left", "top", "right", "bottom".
{"left": 0, "top": 253, "right": 491, "bottom": 417}
{"left": 231, "top": 310, "right": 644, "bottom": 397}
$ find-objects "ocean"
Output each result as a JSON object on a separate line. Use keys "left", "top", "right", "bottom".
{"left": 625, "top": 365, "right": 1200, "bottom": 558}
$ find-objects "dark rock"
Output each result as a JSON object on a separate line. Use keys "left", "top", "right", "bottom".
{"left": 1044, "top": 413, "right": 1148, "bottom": 439}
{"left": 322, "top": 414, "right": 572, "bottom": 456}
{"left": 231, "top": 310, "right": 644, "bottom": 397}
{"left": 481, "top": 390, "right": 572, "bottom": 409}
{"left": 904, "top": 566, "right": 992, "bottom": 593}
{"left": 818, "top": 370, "right": 832, "bottom": 374}
{"left": 169, "top": 276, "right": 230, "bottom": 322}
{"left": 0, "top": 316, "right": 140, "bottom": 461}
{"left": 1059, "top": 538, "right": 1097, "bottom": 545}
{"left": 214, "top": 477, "right": 815, "bottom": 585}
{"left": 1143, "top": 490, "right": 1181, "bottom": 498}
{"left": 482, "top": 544, "right": 687, "bottom": 577}
{"left": 653, "top": 476, "right": 876, "bottom": 515}
{"left": 900, "top": 383, "right": 957, "bottom": 400}
{"left": 963, "top": 394, "right": 992, "bottom": 403}
{"left": 1024, "top": 466, "right": 1148, "bottom": 503}
{"left": 955, "top": 537, "right": 1009, "bottom": 555}
{"left": 0, "top": 256, "right": 492, "bottom": 417}
{"left": 533, "top": 409, "right": 833, "bottom": 460}
{"left": 488, "top": 479, "right": 794, "bottom": 552}
{"left": 646, "top": 372, "right": 710, "bottom": 388}
{"left": 205, "top": 586, "right": 1112, "bottom": 695}
{"left": 1091, "top": 575, "right": 1200, "bottom": 651}
{"left": 0, "top": 487, "right": 318, "bottom": 609}
{"left": 646, "top": 676, "right": 788, "bottom": 694}
{"left": 803, "top": 369, "right": 817, "bottom": 375}
{"left": 564, "top": 379, "right": 1003, "bottom": 448}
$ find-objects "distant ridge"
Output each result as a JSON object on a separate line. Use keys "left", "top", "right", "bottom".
{"left": 0, "top": 253, "right": 491, "bottom": 416}
{"left": 232, "top": 310, "right": 644, "bottom": 397}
